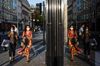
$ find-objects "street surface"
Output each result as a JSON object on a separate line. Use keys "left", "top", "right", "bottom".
{"left": 0, "top": 31, "right": 99, "bottom": 66}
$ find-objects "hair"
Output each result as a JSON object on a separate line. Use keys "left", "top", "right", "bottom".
{"left": 11, "top": 25, "right": 15, "bottom": 30}
{"left": 13, "top": 25, "right": 16, "bottom": 28}
{"left": 24, "top": 25, "right": 31, "bottom": 32}
{"left": 69, "top": 25, "right": 76, "bottom": 32}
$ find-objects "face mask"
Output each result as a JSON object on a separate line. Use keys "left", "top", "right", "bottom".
{"left": 11, "top": 29, "right": 14, "bottom": 32}
{"left": 70, "top": 27, "right": 73, "bottom": 30}
{"left": 86, "top": 28, "right": 88, "bottom": 31}
{"left": 27, "top": 28, "right": 30, "bottom": 31}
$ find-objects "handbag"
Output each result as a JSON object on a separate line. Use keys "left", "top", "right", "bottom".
{"left": 17, "top": 47, "right": 24, "bottom": 55}
{"left": 1, "top": 39, "right": 10, "bottom": 47}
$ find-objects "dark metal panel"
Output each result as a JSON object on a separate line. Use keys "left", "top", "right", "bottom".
{"left": 46, "top": 0, "right": 64, "bottom": 66}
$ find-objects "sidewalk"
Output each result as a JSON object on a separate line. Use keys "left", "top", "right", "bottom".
{"left": 14, "top": 51, "right": 46, "bottom": 66}
{"left": 0, "top": 48, "right": 46, "bottom": 66}
{"left": 64, "top": 45, "right": 90, "bottom": 66}
{"left": 95, "top": 51, "right": 100, "bottom": 66}
{"left": 64, "top": 55, "right": 90, "bottom": 66}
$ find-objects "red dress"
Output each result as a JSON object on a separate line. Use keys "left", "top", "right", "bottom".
{"left": 17, "top": 31, "right": 32, "bottom": 56}
{"left": 23, "top": 31, "right": 32, "bottom": 55}
{"left": 68, "top": 30, "right": 80, "bottom": 55}
{"left": 68, "top": 30, "right": 77, "bottom": 46}
{"left": 22, "top": 31, "right": 32, "bottom": 47}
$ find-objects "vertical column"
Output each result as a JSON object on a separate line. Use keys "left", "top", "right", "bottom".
{"left": 64, "top": 2, "right": 68, "bottom": 44}
{"left": 46, "top": 0, "right": 64, "bottom": 66}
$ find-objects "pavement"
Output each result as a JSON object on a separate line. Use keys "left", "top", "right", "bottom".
{"left": 64, "top": 45, "right": 90, "bottom": 66}
{"left": 0, "top": 48, "right": 46, "bottom": 66}
{"left": 0, "top": 31, "right": 46, "bottom": 66}
{"left": 0, "top": 31, "right": 100, "bottom": 66}
{"left": 95, "top": 51, "right": 100, "bottom": 66}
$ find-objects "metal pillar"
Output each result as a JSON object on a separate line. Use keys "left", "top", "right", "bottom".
{"left": 46, "top": 0, "right": 64, "bottom": 66}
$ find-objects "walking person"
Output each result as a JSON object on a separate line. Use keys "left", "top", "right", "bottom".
{"left": 78, "top": 24, "right": 85, "bottom": 48}
{"left": 84, "top": 26, "right": 91, "bottom": 59}
{"left": 8, "top": 25, "right": 18, "bottom": 63}
{"left": 18, "top": 25, "right": 32, "bottom": 63}
{"left": 79, "top": 24, "right": 85, "bottom": 38}
{"left": 68, "top": 25, "right": 82, "bottom": 61}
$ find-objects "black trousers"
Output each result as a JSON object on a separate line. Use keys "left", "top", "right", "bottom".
{"left": 9, "top": 43, "right": 16, "bottom": 57}
{"left": 84, "top": 42, "right": 91, "bottom": 55}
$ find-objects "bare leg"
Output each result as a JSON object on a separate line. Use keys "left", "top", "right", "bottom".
{"left": 25, "top": 48, "right": 30, "bottom": 62}
{"left": 71, "top": 47, "right": 74, "bottom": 61}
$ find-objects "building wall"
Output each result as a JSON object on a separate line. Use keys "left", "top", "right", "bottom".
{"left": 73, "top": 0, "right": 77, "bottom": 22}
{"left": 68, "top": 0, "right": 99, "bottom": 32}
{"left": 67, "top": 0, "right": 73, "bottom": 26}
{"left": 96, "top": 0, "right": 100, "bottom": 32}
{"left": 0, "top": 0, "right": 3, "bottom": 23}
{"left": 17, "top": 0, "right": 22, "bottom": 21}
{"left": 36, "top": 3, "right": 42, "bottom": 15}
{"left": 0, "top": 0, "right": 31, "bottom": 32}
{"left": 21, "top": 0, "right": 31, "bottom": 26}
{"left": 68, "top": 0, "right": 78, "bottom": 27}
{"left": 0, "top": 0, "right": 17, "bottom": 32}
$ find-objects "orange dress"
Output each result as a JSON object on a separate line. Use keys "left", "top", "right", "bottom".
{"left": 68, "top": 30, "right": 78, "bottom": 55}
{"left": 22, "top": 31, "right": 32, "bottom": 56}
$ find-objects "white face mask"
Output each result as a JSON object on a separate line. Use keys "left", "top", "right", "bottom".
{"left": 11, "top": 29, "right": 14, "bottom": 32}
{"left": 86, "top": 28, "right": 88, "bottom": 31}
{"left": 27, "top": 28, "right": 30, "bottom": 31}
{"left": 70, "top": 27, "right": 73, "bottom": 30}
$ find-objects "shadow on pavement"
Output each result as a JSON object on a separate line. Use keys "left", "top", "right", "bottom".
{"left": 6, "top": 56, "right": 24, "bottom": 66}
{"left": 30, "top": 49, "right": 38, "bottom": 62}
{"left": 0, "top": 46, "right": 8, "bottom": 54}
{"left": 0, "top": 60, "right": 9, "bottom": 66}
